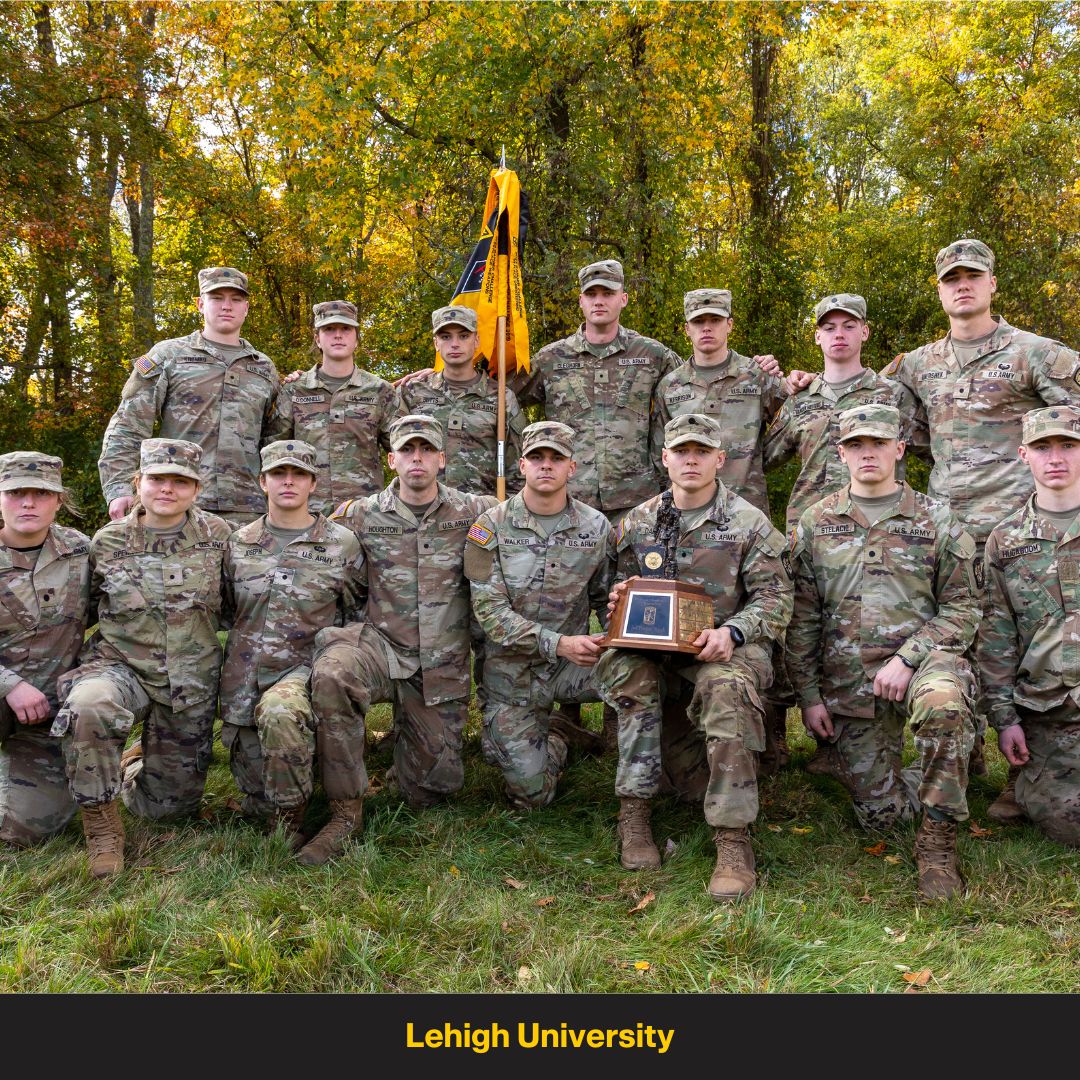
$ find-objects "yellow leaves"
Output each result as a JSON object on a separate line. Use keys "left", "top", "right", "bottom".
{"left": 791, "top": 826, "right": 813, "bottom": 835}
{"left": 628, "top": 891, "right": 656, "bottom": 916}
{"left": 517, "top": 965, "right": 533, "bottom": 985}
{"left": 448, "top": 865, "right": 460, "bottom": 877}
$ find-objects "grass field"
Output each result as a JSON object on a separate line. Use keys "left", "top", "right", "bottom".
{"left": 1, "top": 704, "right": 1078, "bottom": 993}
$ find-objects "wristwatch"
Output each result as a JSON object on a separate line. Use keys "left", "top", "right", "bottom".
{"left": 726, "top": 625, "right": 745, "bottom": 647}
{"left": 897, "top": 655, "right": 915, "bottom": 669}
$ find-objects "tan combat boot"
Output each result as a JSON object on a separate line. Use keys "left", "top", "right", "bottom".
{"left": 987, "top": 766, "right": 1026, "bottom": 824}
{"left": 119, "top": 740, "right": 143, "bottom": 784}
{"left": 914, "top": 815, "right": 964, "bottom": 899}
{"left": 297, "top": 798, "right": 364, "bottom": 866}
{"left": 617, "top": 798, "right": 661, "bottom": 870}
{"left": 709, "top": 826, "right": 756, "bottom": 902}
{"left": 81, "top": 801, "right": 125, "bottom": 878}
{"left": 270, "top": 801, "right": 308, "bottom": 852}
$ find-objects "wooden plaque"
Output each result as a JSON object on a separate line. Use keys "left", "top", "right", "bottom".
{"left": 602, "top": 576, "right": 715, "bottom": 654}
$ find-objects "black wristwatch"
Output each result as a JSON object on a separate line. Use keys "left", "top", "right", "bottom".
{"left": 897, "top": 655, "right": 915, "bottom": 669}
{"left": 726, "top": 625, "right": 745, "bottom": 647}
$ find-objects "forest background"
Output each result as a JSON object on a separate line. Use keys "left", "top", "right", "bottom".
{"left": 2, "top": 0, "right": 1079, "bottom": 526}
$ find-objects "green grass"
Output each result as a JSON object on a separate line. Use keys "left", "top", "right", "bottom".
{"left": 1, "top": 705, "right": 1078, "bottom": 993}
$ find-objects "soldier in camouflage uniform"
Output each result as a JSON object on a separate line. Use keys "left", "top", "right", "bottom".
{"left": 309, "top": 416, "right": 495, "bottom": 855}
{"left": 400, "top": 305, "right": 526, "bottom": 496}
{"left": 269, "top": 300, "right": 405, "bottom": 516}
{"left": 979, "top": 405, "right": 1080, "bottom": 847}
{"left": 465, "top": 421, "right": 617, "bottom": 808}
{"left": 219, "top": 440, "right": 364, "bottom": 859}
{"left": 596, "top": 413, "right": 792, "bottom": 900}
{"left": 98, "top": 267, "right": 281, "bottom": 528}
{"left": 0, "top": 453, "right": 90, "bottom": 847}
{"left": 787, "top": 405, "right": 980, "bottom": 899}
{"left": 54, "top": 439, "right": 231, "bottom": 877}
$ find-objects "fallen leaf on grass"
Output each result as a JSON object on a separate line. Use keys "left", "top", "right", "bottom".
{"left": 664, "top": 838, "right": 677, "bottom": 856}
{"left": 969, "top": 822, "right": 993, "bottom": 838}
{"left": 766, "top": 824, "right": 784, "bottom": 833}
{"left": 517, "top": 966, "right": 533, "bottom": 983}
{"left": 224, "top": 797, "right": 243, "bottom": 814}
{"left": 503, "top": 876, "right": 525, "bottom": 890}
{"left": 633, "top": 961, "right": 651, "bottom": 971}
{"left": 858, "top": 893, "right": 873, "bottom": 904}
{"left": 902, "top": 968, "right": 932, "bottom": 987}
{"left": 628, "top": 890, "right": 656, "bottom": 915}
{"left": 884, "top": 855, "right": 902, "bottom": 865}
{"left": 791, "top": 826, "right": 813, "bottom": 834}
{"left": 535, "top": 896, "right": 556, "bottom": 908}
{"left": 152, "top": 866, "right": 184, "bottom": 876}
{"left": 864, "top": 841, "right": 887, "bottom": 856}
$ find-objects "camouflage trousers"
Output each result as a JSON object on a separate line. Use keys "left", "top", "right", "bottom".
{"left": 221, "top": 669, "right": 316, "bottom": 814}
{"left": 1013, "top": 704, "right": 1080, "bottom": 848}
{"left": 825, "top": 651, "right": 975, "bottom": 830}
{"left": 482, "top": 656, "right": 602, "bottom": 809}
{"left": 53, "top": 662, "right": 215, "bottom": 819}
{"left": 0, "top": 704, "right": 76, "bottom": 846}
{"left": 595, "top": 643, "right": 771, "bottom": 829}
{"left": 312, "top": 623, "right": 468, "bottom": 809}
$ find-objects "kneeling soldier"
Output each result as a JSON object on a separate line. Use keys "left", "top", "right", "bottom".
{"left": 596, "top": 414, "right": 792, "bottom": 900}
{"left": 980, "top": 405, "right": 1080, "bottom": 847}
{"left": 219, "top": 440, "right": 364, "bottom": 854}
{"left": 787, "top": 404, "right": 979, "bottom": 899}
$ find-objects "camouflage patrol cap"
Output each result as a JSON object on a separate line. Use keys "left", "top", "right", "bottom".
{"left": 935, "top": 239, "right": 995, "bottom": 279}
{"left": 260, "top": 439, "right": 318, "bottom": 476}
{"left": 814, "top": 293, "right": 867, "bottom": 323}
{"left": 313, "top": 300, "right": 359, "bottom": 329}
{"left": 521, "top": 421, "right": 575, "bottom": 458}
{"left": 198, "top": 267, "right": 250, "bottom": 295}
{"left": 0, "top": 451, "right": 64, "bottom": 493}
{"left": 578, "top": 260, "right": 625, "bottom": 292}
{"left": 139, "top": 438, "right": 203, "bottom": 481}
{"left": 1022, "top": 406, "right": 1080, "bottom": 445}
{"left": 431, "top": 305, "right": 478, "bottom": 333}
{"left": 837, "top": 404, "right": 901, "bottom": 443}
{"left": 389, "top": 414, "right": 444, "bottom": 452}
{"left": 664, "top": 413, "right": 724, "bottom": 450}
{"left": 684, "top": 289, "right": 732, "bottom": 320}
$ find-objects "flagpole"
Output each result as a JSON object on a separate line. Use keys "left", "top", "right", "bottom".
{"left": 496, "top": 313, "right": 507, "bottom": 501}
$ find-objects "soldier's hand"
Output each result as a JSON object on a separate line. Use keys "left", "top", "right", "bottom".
{"left": 783, "top": 370, "right": 815, "bottom": 395}
{"left": 752, "top": 354, "right": 781, "bottom": 378}
{"left": 801, "top": 704, "right": 833, "bottom": 739}
{"left": 873, "top": 656, "right": 914, "bottom": 702}
{"left": 395, "top": 367, "right": 434, "bottom": 387}
{"left": 283, "top": 369, "right": 302, "bottom": 384}
{"left": 556, "top": 633, "right": 606, "bottom": 667}
{"left": 108, "top": 496, "right": 134, "bottom": 521}
{"left": 6, "top": 680, "right": 51, "bottom": 725}
{"left": 694, "top": 626, "right": 734, "bottom": 663}
{"left": 998, "top": 724, "right": 1030, "bottom": 767}
{"left": 607, "top": 579, "right": 629, "bottom": 617}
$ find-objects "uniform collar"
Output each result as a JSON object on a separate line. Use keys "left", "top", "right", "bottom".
{"left": 192, "top": 330, "right": 258, "bottom": 362}
{"left": 508, "top": 491, "right": 580, "bottom": 534}
{"left": 124, "top": 506, "right": 213, "bottom": 550}
{"left": 238, "top": 512, "right": 330, "bottom": 549}
{"left": 297, "top": 364, "right": 372, "bottom": 390}
{"left": 569, "top": 324, "right": 633, "bottom": 359}
{"left": 380, "top": 479, "right": 448, "bottom": 521}
{"left": 833, "top": 481, "right": 916, "bottom": 528}
{"left": 806, "top": 366, "right": 876, "bottom": 400}
{"left": 1016, "top": 493, "right": 1080, "bottom": 543}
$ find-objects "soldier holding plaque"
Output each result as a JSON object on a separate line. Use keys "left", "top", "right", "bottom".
{"left": 595, "top": 414, "right": 792, "bottom": 900}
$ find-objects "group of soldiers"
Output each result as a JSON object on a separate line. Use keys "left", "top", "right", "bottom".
{"left": 2, "top": 240, "right": 1080, "bottom": 904}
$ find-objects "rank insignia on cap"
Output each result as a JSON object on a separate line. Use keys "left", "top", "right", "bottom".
{"left": 468, "top": 522, "right": 494, "bottom": 546}
{"left": 134, "top": 354, "right": 161, "bottom": 377}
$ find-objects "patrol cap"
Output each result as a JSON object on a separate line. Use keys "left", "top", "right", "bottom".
{"left": 684, "top": 289, "right": 732, "bottom": 320}
{"left": 578, "top": 260, "right": 624, "bottom": 292}
{"left": 521, "top": 421, "right": 575, "bottom": 458}
{"left": 139, "top": 438, "right": 203, "bottom": 482}
{"left": 1022, "top": 406, "right": 1080, "bottom": 445}
{"left": 935, "top": 239, "right": 995, "bottom": 279}
{"left": 664, "top": 413, "right": 724, "bottom": 450}
{"left": 0, "top": 451, "right": 64, "bottom": 493}
{"left": 814, "top": 293, "right": 867, "bottom": 323}
{"left": 198, "top": 266, "right": 249, "bottom": 295}
{"left": 313, "top": 300, "right": 359, "bottom": 329}
{"left": 431, "top": 305, "right": 478, "bottom": 333}
{"left": 260, "top": 440, "right": 318, "bottom": 476}
{"left": 837, "top": 404, "right": 901, "bottom": 443}
{"left": 389, "top": 414, "right": 444, "bottom": 452}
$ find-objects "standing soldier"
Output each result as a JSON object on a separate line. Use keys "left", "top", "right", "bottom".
{"left": 99, "top": 267, "right": 280, "bottom": 528}
{"left": 596, "top": 414, "right": 792, "bottom": 900}
{"left": 980, "top": 406, "right": 1080, "bottom": 846}
{"left": 54, "top": 440, "right": 231, "bottom": 877}
{"left": 219, "top": 440, "right": 364, "bottom": 854}
{"left": 270, "top": 300, "right": 405, "bottom": 516}
{"left": 787, "top": 405, "right": 980, "bottom": 899}
{"left": 465, "top": 421, "right": 615, "bottom": 809}
{"left": 400, "top": 305, "right": 526, "bottom": 495}
{"left": 0, "top": 453, "right": 90, "bottom": 848}
{"left": 306, "top": 416, "right": 495, "bottom": 862}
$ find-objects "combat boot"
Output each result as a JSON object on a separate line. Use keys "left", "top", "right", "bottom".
{"left": 617, "top": 798, "right": 660, "bottom": 870}
{"left": 548, "top": 708, "right": 605, "bottom": 756}
{"left": 987, "top": 766, "right": 1026, "bottom": 824}
{"left": 914, "top": 815, "right": 964, "bottom": 900}
{"left": 270, "top": 801, "right": 308, "bottom": 852}
{"left": 601, "top": 704, "right": 619, "bottom": 753}
{"left": 804, "top": 740, "right": 854, "bottom": 794}
{"left": 709, "top": 826, "right": 756, "bottom": 902}
{"left": 81, "top": 800, "right": 125, "bottom": 878}
{"left": 297, "top": 798, "right": 363, "bottom": 866}
{"left": 119, "top": 740, "right": 143, "bottom": 784}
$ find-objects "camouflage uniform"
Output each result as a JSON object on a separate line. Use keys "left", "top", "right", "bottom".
{"left": 787, "top": 409, "right": 980, "bottom": 829}
{"left": 55, "top": 441, "right": 231, "bottom": 819}
{"left": 979, "top": 406, "right": 1080, "bottom": 845}
{"left": 0, "top": 453, "right": 90, "bottom": 846}
{"left": 312, "top": 427, "right": 496, "bottom": 808}
{"left": 596, "top": 442, "right": 792, "bottom": 829}
{"left": 219, "top": 442, "right": 365, "bottom": 814}
{"left": 465, "top": 423, "right": 616, "bottom": 807}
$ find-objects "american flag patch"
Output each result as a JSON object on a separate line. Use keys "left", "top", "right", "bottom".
{"left": 468, "top": 522, "right": 494, "bottom": 546}
{"left": 134, "top": 354, "right": 161, "bottom": 377}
